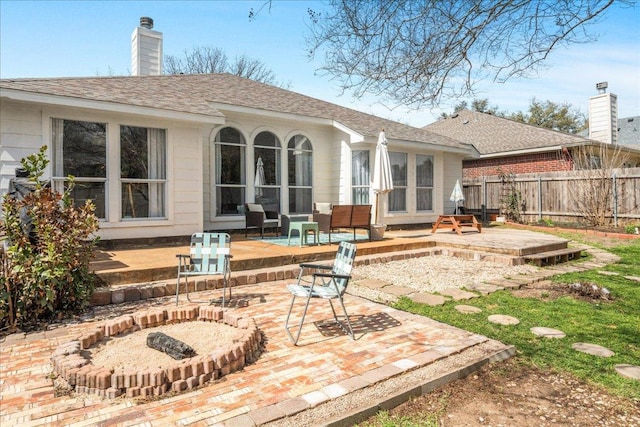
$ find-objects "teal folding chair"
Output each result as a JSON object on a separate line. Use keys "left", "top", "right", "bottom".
{"left": 285, "top": 241, "right": 357, "bottom": 345}
{"left": 176, "top": 233, "right": 231, "bottom": 306}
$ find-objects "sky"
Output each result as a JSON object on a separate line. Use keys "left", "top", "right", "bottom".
{"left": 1, "top": 0, "right": 639, "bottom": 127}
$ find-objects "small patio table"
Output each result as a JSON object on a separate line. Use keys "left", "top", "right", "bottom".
{"left": 287, "top": 221, "right": 319, "bottom": 246}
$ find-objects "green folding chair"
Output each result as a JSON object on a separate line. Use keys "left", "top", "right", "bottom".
{"left": 285, "top": 241, "right": 357, "bottom": 345}
{"left": 176, "top": 233, "right": 231, "bottom": 306}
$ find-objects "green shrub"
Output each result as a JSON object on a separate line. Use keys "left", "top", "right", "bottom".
{"left": 0, "top": 146, "right": 99, "bottom": 332}
{"left": 538, "top": 217, "right": 554, "bottom": 227}
{"left": 623, "top": 224, "right": 639, "bottom": 235}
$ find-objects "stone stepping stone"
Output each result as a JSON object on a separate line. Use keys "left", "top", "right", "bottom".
{"left": 455, "top": 304, "right": 482, "bottom": 314}
{"left": 624, "top": 275, "right": 640, "bottom": 283}
{"left": 597, "top": 270, "right": 620, "bottom": 276}
{"left": 467, "top": 283, "right": 503, "bottom": 295}
{"left": 614, "top": 364, "right": 640, "bottom": 380}
{"left": 381, "top": 285, "right": 413, "bottom": 296}
{"left": 572, "top": 342, "right": 615, "bottom": 357}
{"left": 530, "top": 327, "right": 566, "bottom": 339}
{"left": 439, "top": 288, "right": 479, "bottom": 301}
{"left": 355, "top": 278, "right": 392, "bottom": 289}
{"left": 409, "top": 293, "right": 447, "bottom": 306}
{"left": 487, "top": 314, "right": 520, "bottom": 325}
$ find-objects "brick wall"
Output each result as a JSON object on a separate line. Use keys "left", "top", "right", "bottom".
{"left": 463, "top": 150, "right": 572, "bottom": 179}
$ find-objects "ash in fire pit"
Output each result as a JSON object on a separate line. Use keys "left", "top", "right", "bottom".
{"left": 147, "top": 332, "right": 196, "bottom": 360}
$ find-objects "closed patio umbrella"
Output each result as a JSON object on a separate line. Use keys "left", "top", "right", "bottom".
{"left": 450, "top": 179, "right": 465, "bottom": 214}
{"left": 255, "top": 157, "right": 265, "bottom": 197}
{"left": 372, "top": 129, "right": 394, "bottom": 224}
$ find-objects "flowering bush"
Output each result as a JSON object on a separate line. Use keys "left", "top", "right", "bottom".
{"left": 1, "top": 146, "right": 99, "bottom": 332}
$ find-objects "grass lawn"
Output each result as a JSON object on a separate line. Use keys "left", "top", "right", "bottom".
{"left": 393, "top": 230, "right": 640, "bottom": 400}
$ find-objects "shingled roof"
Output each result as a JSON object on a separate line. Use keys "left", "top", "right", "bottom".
{"left": 618, "top": 116, "right": 640, "bottom": 147}
{"left": 0, "top": 73, "right": 469, "bottom": 151}
{"left": 424, "top": 109, "right": 592, "bottom": 156}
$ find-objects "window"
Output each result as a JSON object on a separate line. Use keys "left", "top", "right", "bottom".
{"left": 352, "top": 150, "right": 370, "bottom": 204}
{"left": 254, "top": 131, "right": 281, "bottom": 209}
{"left": 120, "top": 126, "right": 166, "bottom": 219}
{"left": 288, "top": 134, "right": 313, "bottom": 213}
{"left": 416, "top": 155, "right": 434, "bottom": 211}
{"left": 215, "top": 127, "right": 246, "bottom": 215}
{"left": 52, "top": 119, "right": 107, "bottom": 219}
{"left": 389, "top": 152, "right": 407, "bottom": 212}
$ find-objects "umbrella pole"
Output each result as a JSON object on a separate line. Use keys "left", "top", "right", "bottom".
{"left": 375, "top": 193, "right": 379, "bottom": 224}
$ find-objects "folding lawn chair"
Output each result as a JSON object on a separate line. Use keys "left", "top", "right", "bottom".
{"left": 176, "top": 233, "right": 231, "bottom": 306}
{"left": 284, "top": 241, "right": 357, "bottom": 345}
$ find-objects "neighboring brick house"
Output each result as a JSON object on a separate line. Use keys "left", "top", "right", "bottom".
{"left": 424, "top": 109, "right": 640, "bottom": 180}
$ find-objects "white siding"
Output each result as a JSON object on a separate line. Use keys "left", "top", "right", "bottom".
{"left": 1, "top": 99, "right": 204, "bottom": 240}
{"left": 0, "top": 100, "right": 44, "bottom": 196}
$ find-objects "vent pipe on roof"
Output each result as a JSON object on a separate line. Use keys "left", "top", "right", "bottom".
{"left": 140, "top": 17, "right": 154, "bottom": 29}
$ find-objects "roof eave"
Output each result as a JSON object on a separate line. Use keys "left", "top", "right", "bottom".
{"left": 1, "top": 88, "right": 225, "bottom": 125}
{"left": 478, "top": 145, "right": 564, "bottom": 158}
{"left": 211, "top": 103, "right": 368, "bottom": 143}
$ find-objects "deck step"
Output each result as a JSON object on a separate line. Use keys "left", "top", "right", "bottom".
{"left": 523, "top": 247, "right": 583, "bottom": 267}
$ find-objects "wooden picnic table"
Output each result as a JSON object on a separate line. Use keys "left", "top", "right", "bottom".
{"left": 431, "top": 215, "right": 482, "bottom": 235}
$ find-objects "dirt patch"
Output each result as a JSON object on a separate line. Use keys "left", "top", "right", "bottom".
{"left": 511, "top": 279, "right": 615, "bottom": 304}
{"left": 377, "top": 358, "right": 640, "bottom": 427}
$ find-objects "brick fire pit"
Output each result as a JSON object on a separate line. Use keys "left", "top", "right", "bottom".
{"left": 50, "top": 305, "right": 263, "bottom": 399}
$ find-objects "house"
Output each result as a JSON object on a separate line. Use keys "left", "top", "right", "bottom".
{"left": 425, "top": 84, "right": 640, "bottom": 180}
{"left": 425, "top": 108, "right": 640, "bottom": 181}
{"left": 618, "top": 116, "right": 640, "bottom": 148}
{"left": 0, "top": 19, "right": 474, "bottom": 241}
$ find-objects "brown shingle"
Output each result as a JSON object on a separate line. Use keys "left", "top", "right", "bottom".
{"left": 424, "top": 109, "right": 591, "bottom": 155}
{"left": 1, "top": 73, "right": 470, "bottom": 151}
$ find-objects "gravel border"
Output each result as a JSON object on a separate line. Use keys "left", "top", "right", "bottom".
{"left": 264, "top": 340, "right": 514, "bottom": 427}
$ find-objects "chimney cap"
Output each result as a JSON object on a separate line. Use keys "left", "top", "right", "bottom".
{"left": 596, "top": 81, "right": 608, "bottom": 93}
{"left": 140, "top": 17, "right": 153, "bottom": 29}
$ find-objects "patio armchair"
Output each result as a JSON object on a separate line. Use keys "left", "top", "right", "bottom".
{"left": 245, "top": 202, "right": 279, "bottom": 238}
{"left": 176, "top": 233, "right": 232, "bottom": 306}
{"left": 284, "top": 241, "right": 357, "bottom": 345}
{"left": 312, "top": 202, "right": 333, "bottom": 235}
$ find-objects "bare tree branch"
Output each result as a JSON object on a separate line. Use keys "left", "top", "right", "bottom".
{"left": 570, "top": 143, "right": 631, "bottom": 227}
{"left": 164, "top": 46, "right": 289, "bottom": 88}
{"left": 306, "top": 0, "right": 624, "bottom": 109}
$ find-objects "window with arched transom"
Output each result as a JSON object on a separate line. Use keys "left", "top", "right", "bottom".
{"left": 287, "top": 134, "right": 313, "bottom": 213}
{"left": 253, "top": 131, "right": 281, "bottom": 209}
{"left": 214, "top": 127, "right": 245, "bottom": 216}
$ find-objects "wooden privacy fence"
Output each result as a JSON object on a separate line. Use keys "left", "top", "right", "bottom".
{"left": 463, "top": 168, "right": 640, "bottom": 226}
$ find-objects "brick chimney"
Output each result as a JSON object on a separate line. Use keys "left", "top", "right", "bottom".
{"left": 588, "top": 82, "right": 618, "bottom": 144}
{"left": 131, "top": 17, "right": 163, "bottom": 76}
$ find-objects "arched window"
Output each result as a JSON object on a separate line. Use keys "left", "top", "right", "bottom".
{"left": 254, "top": 131, "right": 281, "bottom": 209}
{"left": 287, "top": 134, "right": 313, "bottom": 213}
{"left": 215, "top": 127, "right": 245, "bottom": 216}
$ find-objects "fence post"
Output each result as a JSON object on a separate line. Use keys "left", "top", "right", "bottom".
{"left": 482, "top": 177, "right": 487, "bottom": 221}
{"left": 612, "top": 172, "right": 618, "bottom": 228}
{"left": 537, "top": 176, "right": 542, "bottom": 222}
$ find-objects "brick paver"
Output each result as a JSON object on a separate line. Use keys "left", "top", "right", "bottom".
{"left": 0, "top": 281, "right": 490, "bottom": 426}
